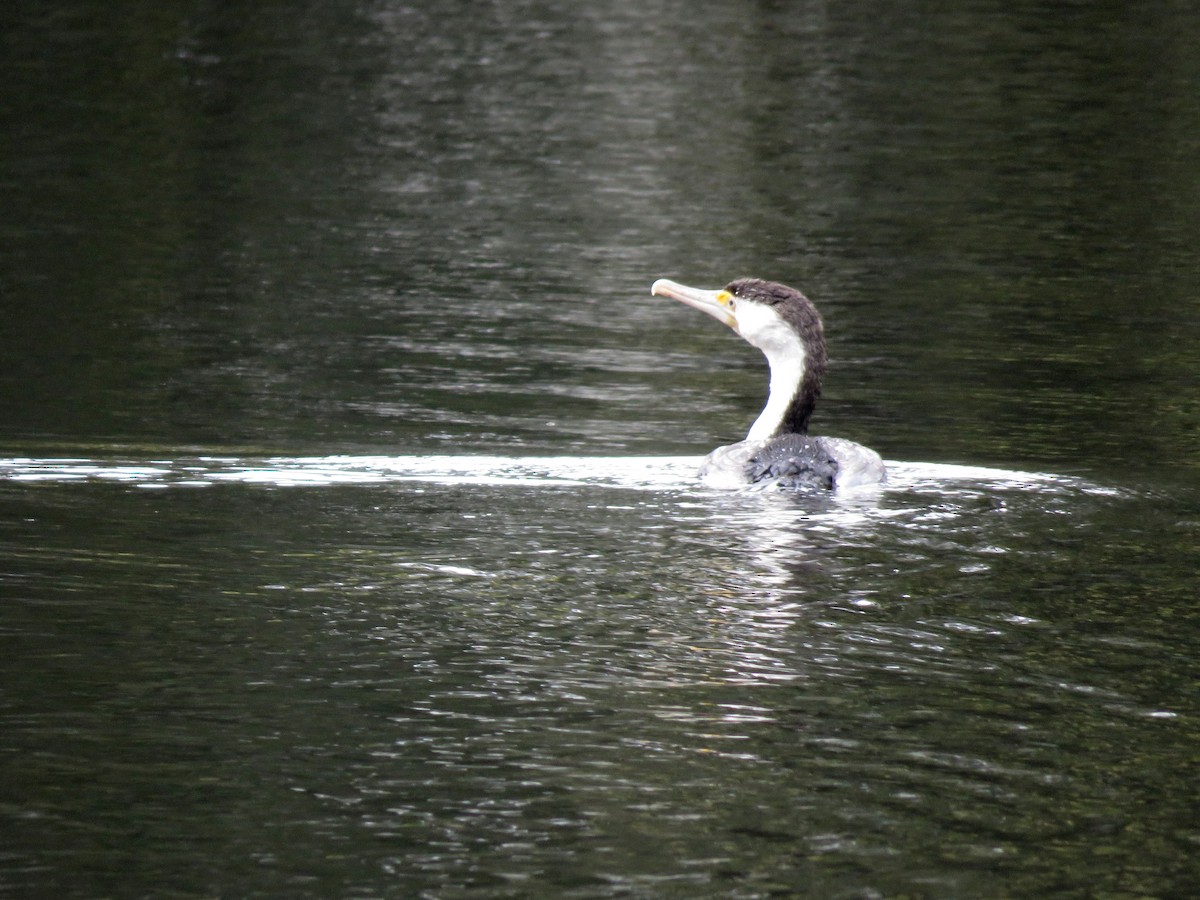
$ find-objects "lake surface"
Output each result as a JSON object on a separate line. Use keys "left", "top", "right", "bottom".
{"left": 3, "top": 2, "right": 1200, "bottom": 897}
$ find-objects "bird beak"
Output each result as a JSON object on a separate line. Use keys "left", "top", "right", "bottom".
{"left": 651, "top": 279, "right": 738, "bottom": 332}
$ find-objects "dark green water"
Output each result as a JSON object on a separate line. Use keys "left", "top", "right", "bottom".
{"left": 3, "top": 2, "right": 1200, "bottom": 897}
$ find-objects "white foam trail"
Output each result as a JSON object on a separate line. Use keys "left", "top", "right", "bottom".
{"left": 0, "top": 455, "right": 701, "bottom": 490}
{"left": 0, "top": 455, "right": 1103, "bottom": 495}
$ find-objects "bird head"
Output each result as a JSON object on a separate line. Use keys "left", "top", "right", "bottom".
{"left": 651, "top": 277, "right": 828, "bottom": 438}
{"left": 651, "top": 277, "right": 825, "bottom": 363}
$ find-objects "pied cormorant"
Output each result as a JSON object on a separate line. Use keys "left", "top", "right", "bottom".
{"left": 652, "top": 277, "right": 885, "bottom": 491}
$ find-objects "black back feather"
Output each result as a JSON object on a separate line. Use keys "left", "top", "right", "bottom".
{"left": 744, "top": 434, "right": 838, "bottom": 491}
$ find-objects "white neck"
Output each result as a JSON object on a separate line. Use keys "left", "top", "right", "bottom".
{"left": 745, "top": 346, "right": 806, "bottom": 442}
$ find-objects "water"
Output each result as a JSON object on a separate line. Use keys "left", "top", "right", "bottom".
{"left": 4, "top": 1, "right": 1200, "bottom": 897}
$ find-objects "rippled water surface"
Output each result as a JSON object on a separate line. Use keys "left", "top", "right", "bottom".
{"left": 4, "top": 1, "right": 1200, "bottom": 897}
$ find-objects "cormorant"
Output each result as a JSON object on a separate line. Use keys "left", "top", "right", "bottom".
{"left": 652, "top": 277, "right": 885, "bottom": 491}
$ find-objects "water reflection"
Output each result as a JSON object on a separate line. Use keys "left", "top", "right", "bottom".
{"left": 3, "top": 452, "right": 1195, "bottom": 896}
